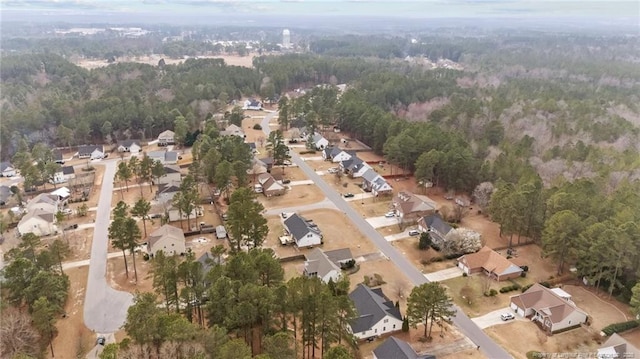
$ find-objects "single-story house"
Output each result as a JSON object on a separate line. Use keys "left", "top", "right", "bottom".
{"left": 148, "top": 151, "right": 178, "bottom": 165}
{"left": 242, "top": 99, "right": 262, "bottom": 111}
{"left": 258, "top": 157, "right": 274, "bottom": 172}
{"left": 322, "top": 147, "right": 354, "bottom": 163}
{"left": 0, "top": 162, "right": 16, "bottom": 177}
{"left": 257, "top": 173, "right": 286, "bottom": 197}
{"left": 52, "top": 166, "right": 75, "bottom": 184}
{"left": 156, "top": 181, "right": 181, "bottom": 203}
{"left": 510, "top": 283, "right": 588, "bottom": 334}
{"left": 283, "top": 213, "right": 323, "bottom": 248}
{"left": 418, "top": 214, "right": 453, "bottom": 244}
{"left": 167, "top": 205, "right": 203, "bottom": 222}
{"left": 158, "top": 130, "right": 175, "bottom": 146}
{"left": 349, "top": 284, "right": 403, "bottom": 340}
{"left": 220, "top": 124, "right": 246, "bottom": 139}
{"left": 340, "top": 156, "right": 371, "bottom": 178}
{"left": 311, "top": 133, "right": 329, "bottom": 150}
{"left": 457, "top": 246, "right": 523, "bottom": 281}
{"left": 117, "top": 140, "right": 142, "bottom": 154}
{"left": 18, "top": 208, "right": 57, "bottom": 237}
{"left": 373, "top": 337, "right": 435, "bottom": 359}
{"left": 147, "top": 224, "right": 186, "bottom": 256}
{"left": 392, "top": 191, "right": 436, "bottom": 223}
{"left": 50, "top": 187, "right": 71, "bottom": 201}
{"left": 53, "top": 150, "right": 65, "bottom": 164}
{"left": 597, "top": 333, "right": 640, "bottom": 359}
{"left": 303, "top": 248, "right": 353, "bottom": 283}
{"left": 26, "top": 193, "right": 59, "bottom": 214}
{"left": 157, "top": 165, "right": 182, "bottom": 185}
{"left": 361, "top": 169, "right": 393, "bottom": 196}
{"left": 78, "top": 145, "right": 105, "bottom": 160}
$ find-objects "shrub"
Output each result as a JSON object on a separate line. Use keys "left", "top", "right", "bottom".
{"left": 521, "top": 272, "right": 527, "bottom": 278}
{"left": 484, "top": 289, "right": 498, "bottom": 297}
{"left": 340, "top": 259, "right": 356, "bottom": 269}
{"left": 520, "top": 265, "right": 529, "bottom": 272}
{"left": 300, "top": 150, "right": 316, "bottom": 155}
{"left": 402, "top": 316, "right": 409, "bottom": 332}
{"left": 602, "top": 320, "right": 640, "bottom": 336}
{"left": 539, "top": 281, "right": 551, "bottom": 288}
{"left": 499, "top": 285, "right": 520, "bottom": 293}
{"left": 430, "top": 243, "right": 441, "bottom": 251}
{"left": 253, "top": 124, "right": 262, "bottom": 130}
{"left": 462, "top": 272, "right": 468, "bottom": 277}
{"left": 418, "top": 233, "right": 432, "bottom": 250}
{"left": 526, "top": 351, "right": 543, "bottom": 359}
{"left": 521, "top": 284, "right": 534, "bottom": 293}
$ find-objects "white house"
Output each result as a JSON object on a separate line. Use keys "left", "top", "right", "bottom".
{"left": 303, "top": 248, "right": 353, "bottom": 283}
{"left": 311, "top": 133, "right": 329, "bottom": 150}
{"left": 147, "top": 224, "right": 186, "bottom": 256}
{"left": 220, "top": 124, "right": 246, "bottom": 139}
{"left": 157, "top": 165, "right": 182, "bottom": 185}
{"left": 257, "top": 173, "right": 286, "bottom": 197}
{"left": 148, "top": 151, "right": 179, "bottom": 165}
{"left": 26, "top": 193, "right": 59, "bottom": 214}
{"left": 117, "top": 140, "right": 142, "bottom": 154}
{"left": 510, "top": 283, "right": 588, "bottom": 334}
{"left": 0, "top": 162, "right": 16, "bottom": 177}
{"left": 18, "top": 209, "right": 57, "bottom": 236}
{"left": 283, "top": 213, "right": 323, "bottom": 248}
{"left": 322, "top": 147, "right": 354, "bottom": 163}
{"left": 78, "top": 145, "right": 104, "bottom": 159}
{"left": 361, "top": 169, "right": 392, "bottom": 196}
{"left": 349, "top": 284, "right": 403, "bottom": 340}
{"left": 158, "top": 130, "right": 175, "bottom": 146}
{"left": 417, "top": 214, "right": 453, "bottom": 244}
{"left": 597, "top": 333, "right": 640, "bottom": 359}
{"left": 156, "top": 181, "right": 181, "bottom": 203}
{"left": 167, "top": 205, "right": 203, "bottom": 222}
{"left": 242, "top": 99, "right": 263, "bottom": 111}
{"left": 52, "top": 166, "right": 75, "bottom": 184}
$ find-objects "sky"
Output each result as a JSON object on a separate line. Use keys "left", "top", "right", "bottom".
{"left": 1, "top": 0, "right": 638, "bottom": 26}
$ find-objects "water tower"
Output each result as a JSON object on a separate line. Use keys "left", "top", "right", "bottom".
{"left": 282, "top": 29, "right": 291, "bottom": 49}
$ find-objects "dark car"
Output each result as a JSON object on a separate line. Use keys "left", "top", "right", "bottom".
{"left": 343, "top": 193, "right": 355, "bottom": 198}
{"left": 96, "top": 336, "right": 106, "bottom": 346}
{"left": 282, "top": 179, "right": 291, "bottom": 184}
{"left": 65, "top": 223, "right": 79, "bottom": 230}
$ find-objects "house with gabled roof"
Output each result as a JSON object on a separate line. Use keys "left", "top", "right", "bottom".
{"left": 26, "top": 193, "right": 59, "bottom": 214}
{"left": 322, "top": 147, "right": 354, "bottom": 163}
{"left": 257, "top": 173, "right": 286, "bottom": 197}
{"left": 0, "top": 162, "right": 16, "bottom": 177}
{"left": 361, "top": 169, "right": 393, "bottom": 196}
{"left": 157, "top": 165, "right": 181, "bottom": 185}
{"left": 418, "top": 214, "right": 453, "bottom": 245}
{"left": 373, "top": 337, "right": 435, "bottom": 359}
{"left": 283, "top": 213, "right": 323, "bottom": 248}
{"left": 52, "top": 149, "right": 65, "bottom": 164}
{"left": 348, "top": 284, "right": 403, "bottom": 340}
{"left": 340, "top": 156, "right": 371, "bottom": 178}
{"left": 310, "top": 133, "right": 329, "bottom": 150}
{"left": 156, "top": 181, "right": 181, "bottom": 203}
{"left": 147, "top": 224, "right": 186, "bottom": 256}
{"left": 457, "top": 246, "right": 523, "bottom": 281}
{"left": 18, "top": 208, "right": 57, "bottom": 236}
{"left": 242, "top": 98, "right": 262, "bottom": 111}
{"left": 78, "top": 145, "right": 104, "bottom": 159}
{"left": 598, "top": 333, "right": 640, "bottom": 359}
{"left": 52, "top": 166, "right": 75, "bottom": 184}
{"left": 303, "top": 248, "right": 353, "bottom": 283}
{"left": 117, "top": 139, "right": 142, "bottom": 154}
{"left": 148, "top": 150, "right": 178, "bottom": 165}
{"left": 220, "top": 124, "right": 246, "bottom": 139}
{"left": 392, "top": 191, "right": 436, "bottom": 223}
{"left": 0, "top": 185, "right": 12, "bottom": 204}
{"left": 158, "top": 130, "right": 175, "bottom": 146}
{"left": 510, "top": 283, "right": 588, "bottom": 333}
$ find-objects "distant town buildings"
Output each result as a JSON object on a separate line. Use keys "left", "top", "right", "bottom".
{"left": 282, "top": 29, "right": 291, "bottom": 49}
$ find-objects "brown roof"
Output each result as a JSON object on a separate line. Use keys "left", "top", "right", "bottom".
{"left": 147, "top": 224, "right": 184, "bottom": 249}
{"left": 457, "top": 246, "right": 522, "bottom": 277}
{"left": 393, "top": 191, "right": 436, "bottom": 215}
{"left": 510, "top": 283, "right": 586, "bottom": 324}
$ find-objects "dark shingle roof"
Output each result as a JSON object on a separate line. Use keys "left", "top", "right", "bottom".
{"left": 0, "top": 162, "right": 13, "bottom": 172}
{"left": 284, "top": 213, "right": 321, "bottom": 241}
{"left": 163, "top": 165, "right": 181, "bottom": 174}
{"left": 349, "top": 284, "right": 402, "bottom": 334}
{"left": 52, "top": 150, "right": 63, "bottom": 161}
{"left": 78, "top": 145, "right": 103, "bottom": 156}
{"left": 197, "top": 252, "right": 224, "bottom": 273}
{"left": 118, "top": 139, "right": 140, "bottom": 148}
{"left": 373, "top": 337, "right": 435, "bottom": 359}
{"left": 423, "top": 214, "right": 452, "bottom": 236}
{"left": 62, "top": 166, "right": 75, "bottom": 175}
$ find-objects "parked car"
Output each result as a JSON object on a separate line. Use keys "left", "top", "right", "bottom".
{"left": 384, "top": 212, "right": 395, "bottom": 218}
{"left": 96, "top": 336, "right": 106, "bottom": 346}
{"left": 61, "top": 208, "right": 73, "bottom": 215}
{"left": 150, "top": 213, "right": 162, "bottom": 219}
{"left": 327, "top": 167, "right": 339, "bottom": 174}
{"left": 500, "top": 313, "right": 515, "bottom": 321}
{"left": 281, "top": 212, "right": 290, "bottom": 219}
{"left": 65, "top": 223, "right": 79, "bottom": 230}
{"left": 408, "top": 229, "right": 420, "bottom": 236}
{"left": 282, "top": 179, "right": 291, "bottom": 184}
{"left": 343, "top": 193, "right": 355, "bottom": 198}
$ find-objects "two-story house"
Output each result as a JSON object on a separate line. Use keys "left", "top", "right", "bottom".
{"left": 349, "top": 284, "right": 403, "bottom": 340}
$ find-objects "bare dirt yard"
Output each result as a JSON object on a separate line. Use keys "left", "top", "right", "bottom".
{"left": 256, "top": 183, "right": 326, "bottom": 210}
{"left": 73, "top": 53, "right": 257, "bottom": 70}
{"left": 242, "top": 115, "right": 268, "bottom": 145}
{"left": 392, "top": 238, "right": 453, "bottom": 271}
{"left": 562, "top": 284, "right": 632, "bottom": 330}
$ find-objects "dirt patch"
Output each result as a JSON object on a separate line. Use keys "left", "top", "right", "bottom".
{"left": 507, "top": 244, "right": 557, "bottom": 283}
{"left": 352, "top": 258, "right": 413, "bottom": 314}
{"left": 73, "top": 54, "right": 256, "bottom": 70}
{"left": 392, "top": 238, "right": 451, "bottom": 270}
{"left": 255, "top": 184, "right": 326, "bottom": 210}
{"left": 562, "top": 284, "right": 632, "bottom": 330}
{"left": 107, "top": 254, "right": 155, "bottom": 294}
{"left": 242, "top": 116, "right": 268, "bottom": 145}
{"left": 441, "top": 275, "right": 525, "bottom": 317}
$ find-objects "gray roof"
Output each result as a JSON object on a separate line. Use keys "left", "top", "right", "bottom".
{"left": 118, "top": 139, "right": 140, "bottom": 147}
{"left": 0, "top": 162, "right": 13, "bottom": 172}
{"left": 158, "top": 182, "right": 181, "bottom": 195}
{"left": 373, "top": 337, "right": 435, "bottom": 359}
{"left": 349, "top": 284, "right": 402, "bottom": 334}
{"left": 62, "top": 166, "right": 75, "bottom": 175}
{"left": 422, "top": 214, "right": 452, "bottom": 236}
{"left": 163, "top": 165, "right": 181, "bottom": 174}
{"left": 312, "top": 133, "right": 325, "bottom": 144}
{"left": 599, "top": 333, "right": 640, "bottom": 358}
{"left": 197, "top": 252, "right": 224, "bottom": 273}
{"left": 284, "top": 213, "right": 321, "bottom": 241}
{"left": 0, "top": 185, "right": 12, "bottom": 202}
{"left": 305, "top": 248, "right": 341, "bottom": 279}
{"left": 362, "top": 168, "right": 379, "bottom": 182}
{"left": 78, "top": 145, "right": 103, "bottom": 156}
{"left": 52, "top": 150, "right": 63, "bottom": 161}
{"left": 325, "top": 248, "right": 353, "bottom": 264}
{"left": 259, "top": 156, "right": 274, "bottom": 165}
{"left": 165, "top": 151, "right": 178, "bottom": 162}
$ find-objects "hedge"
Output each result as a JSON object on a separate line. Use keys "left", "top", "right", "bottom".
{"left": 499, "top": 284, "right": 522, "bottom": 293}
{"left": 602, "top": 320, "right": 640, "bottom": 336}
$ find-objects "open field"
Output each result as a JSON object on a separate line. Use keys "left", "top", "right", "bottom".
{"left": 73, "top": 53, "right": 257, "bottom": 70}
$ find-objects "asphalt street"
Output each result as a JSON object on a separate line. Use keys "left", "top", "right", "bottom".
{"left": 261, "top": 113, "right": 513, "bottom": 358}
{"left": 83, "top": 160, "right": 134, "bottom": 333}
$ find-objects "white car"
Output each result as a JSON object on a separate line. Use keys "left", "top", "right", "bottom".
{"left": 384, "top": 212, "right": 395, "bottom": 218}
{"left": 61, "top": 208, "right": 73, "bottom": 215}
{"left": 408, "top": 229, "right": 420, "bottom": 236}
{"left": 327, "top": 168, "right": 339, "bottom": 174}
{"left": 501, "top": 313, "right": 515, "bottom": 321}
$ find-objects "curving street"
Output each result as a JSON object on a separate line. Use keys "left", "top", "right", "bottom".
{"left": 83, "top": 160, "right": 133, "bottom": 333}
{"left": 261, "top": 113, "right": 513, "bottom": 358}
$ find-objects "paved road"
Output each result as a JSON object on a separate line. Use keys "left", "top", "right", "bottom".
{"left": 424, "top": 267, "right": 464, "bottom": 282}
{"left": 261, "top": 113, "right": 513, "bottom": 358}
{"left": 83, "top": 160, "right": 134, "bottom": 333}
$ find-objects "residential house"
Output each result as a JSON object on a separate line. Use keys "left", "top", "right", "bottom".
{"left": 348, "top": 284, "right": 403, "bottom": 340}
{"left": 457, "top": 246, "right": 523, "bottom": 281}
{"left": 373, "top": 337, "right": 435, "bottom": 359}
{"left": 0, "top": 185, "right": 12, "bottom": 205}
{"left": 158, "top": 130, "right": 175, "bottom": 146}
{"left": 597, "top": 333, "right": 640, "bottom": 359}
{"left": 148, "top": 151, "right": 178, "bottom": 165}
{"left": 157, "top": 165, "right": 182, "bottom": 185}
{"left": 257, "top": 173, "right": 286, "bottom": 197}
{"left": 418, "top": 214, "right": 453, "bottom": 245}
{"left": 340, "top": 156, "right": 371, "bottom": 178}
{"left": 50, "top": 187, "right": 71, "bottom": 201}
{"left": 52, "top": 150, "right": 65, "bottom": 164}
{"left": 242, "top": 98, "right": 262, "bottom": 111}
{"left": 156, "top": 181, "right": 181, "bottom": 203}
{"left": 392, "top": 191, "right": 436, "bottom": 223}
{"left": 52, "top": 166, "right": 75, "bottom": 184}
{"left": 258, "top": 157, "right": 274, "bottom": 172}
{"left": 117, "top": 139, "right": 142, "bottom": 154}
{"left": 18, "top": 209, "right": 57, "bottom": 236}
{"left": 361, "top": 169, "right": 393, "bottom": 196}
{"left": 510, "top": 283, "right": 588, "bottom": 333}
{"left": 26, "top": 193, "right": 59, "bottom": 214}
{"left": 322, "top": 147, "right": 354, "bottom": 163}
{"left": 147, "top": 224, "right": 186, "bottom": 256}
{"left": 167, "top": 205, "right": 203, "bottom": 223}
{"left": 220, "top": 124, "right": 246, "bottom": 139}
{"left": 246, "top": 142, "right": 258, "bottom": 154}
{"left": 311, "top": 133, "right": 329, "bottom": 150}
{"left": 283, "top": 213, "right": 323, "bottom": 248}
{"left": 303, "top": 248, "right": 353, "bottom": 283}
{"left": 0, "top": 162, "right": 16, "bottom": 177}
{"left": 78, "top": 145, "right": 105, "bottom": 160}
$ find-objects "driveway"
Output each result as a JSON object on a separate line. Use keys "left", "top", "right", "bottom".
{"left": 288, "top": 180, "right": 314, "bottom": 186}
{"left": 471, "top": 308, "right": 522, "bottom": 329}
{"left": 343, "top": 192, "right": 375, "bottom": 202}
{"left": 366, "top": 215, "right": 400, "bottom": 229}
{"left": 83, "top": 160, "right": 134, "bottom": 333}
{"left": 424, "top": 267, "right": 464, "bottom": 282}
{"left": 261, "top": 113, "right": 513, "bottom": 359}
{"left": 384, "top": 231, "right": 414, "bottom": 242}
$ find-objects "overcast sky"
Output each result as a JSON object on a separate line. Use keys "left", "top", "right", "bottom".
{"left": 1, "top": 0, "right": 638, "bottom": 25}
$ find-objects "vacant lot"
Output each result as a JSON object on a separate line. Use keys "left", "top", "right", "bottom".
{"left": 242, "top": 116, "right": 268, "bottom": 145}
{"left": 256, "top": 183, "right": 326, "bottom": 210}
{"left": 562, "top": 284, "right": 631, "bottom": 330}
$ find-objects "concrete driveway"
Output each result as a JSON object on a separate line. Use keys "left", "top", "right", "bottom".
{"left": 366, "top": 215, "right": 400, "bottom": 229}
{"left": 289, "top": 180, "right": 314, "bottom": 186}
{"left": 384, "top": 230, "right": 418, "bottom": 242}
{"left": 424, "top": 267, "right": 464, "bottom": 282}
{"left": 471, "top": 308, "right": 521, "bottom": 329}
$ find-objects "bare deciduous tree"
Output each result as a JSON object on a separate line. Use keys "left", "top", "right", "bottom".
{"left": 472, "top": 181, "right": 494, "bottom": 212}
{"left": 0, "top": 308, "right": 40, "bottom": 358}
